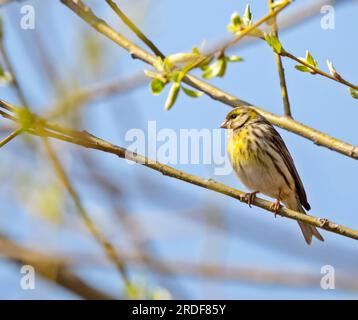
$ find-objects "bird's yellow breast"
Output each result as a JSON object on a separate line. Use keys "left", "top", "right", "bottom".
{"left": 227, "top": 128, "right": 252, "bottom": 164}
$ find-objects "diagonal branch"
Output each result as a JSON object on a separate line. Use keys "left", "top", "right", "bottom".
{"left": 0, "top": 127, "right": 22, "bottom": 148}
{"left": 42, "top": 138, "right": 129, "bottom": 286}
{"left": 0, "top": 99, "right": 357, "bottom": 242}
{"left": 60, "top": 0, "right": 358, "bottom": 160}
{"left": 0, "top": 234, "right": 115, "bottom": 299}
{"left": 105, "top": 0, "right": 165, "bottom": 59}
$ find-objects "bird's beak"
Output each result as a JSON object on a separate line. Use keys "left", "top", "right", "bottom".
{"left": 220, "top": 119, "right": 228, "bottom": 129}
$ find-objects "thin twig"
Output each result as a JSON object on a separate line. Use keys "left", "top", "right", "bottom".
{"left": 0, "top": 127, "right": 22, "bottom": 148}
{"left": 60, "top": 0, "right": 358, "bottom": 160}
{"left": 281, "top": 50, "right": 358, "bottom": 90}
{"left": 214, "top": 0, "right": 291, "bottom": 56}
{"left": 269, "top": 0, "right": 292, "bottom": 118}
{"left": 105, "top": 0, "right": 165, "bottom": 59}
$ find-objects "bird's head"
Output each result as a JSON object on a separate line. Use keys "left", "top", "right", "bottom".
{"left": 220, "top": 107, "right": 261, "bottom": 130}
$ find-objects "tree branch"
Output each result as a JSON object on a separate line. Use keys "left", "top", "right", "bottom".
{"left": 269, "top": 0, "right": 292, "bottom": 118}
{"left": 60, "top": 0, "right": 358, "bottom": 160}
{"left": 42, "top": 138, "right": 129, "bottom": 286}
{"left": 214, "top": 0, "right": 291, "bottom": 56}
{"left": 0, "top": 99, "right": 357, "bottom": 242}
{"left": 0, "top": 127, "right": 22, "bottom": 148}
{"left": 105, "top": 0, "right": 165, "bottom": 59}
{"left": 0, "top": 234, "right": 115, "bottom": 299}
{"left": 280, "top": 50, "right": 358, "bottom": 90}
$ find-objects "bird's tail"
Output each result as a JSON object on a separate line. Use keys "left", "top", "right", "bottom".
{"left": 284, "top": 199, "right": 324, "bottom": 245}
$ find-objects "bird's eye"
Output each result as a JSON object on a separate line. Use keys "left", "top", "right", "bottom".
{"left": 231, "top": 114, "right": 237, "bottom": 119}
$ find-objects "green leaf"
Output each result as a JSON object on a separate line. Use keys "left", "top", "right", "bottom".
{"left": 264, "top": 32, "right": 283, "bottom": 54}
{"left": 150, "top": 78, "right": 166, "bottom": 95}
{"left": 227, "top": 24, "right": 238, "bottom": 34}
{"left": 165, "top": 82, "right": 180, "bottom": 110}
{"left": 225, "top": 55, "right": 244, "bottom": 62}
{"left": 294, "top": 65, "right": 312, "bottom": 73}
{"left": 348, "top": 88, "right": 358, "bottom": 99}
{"left": 227, "top": 12, "right": 242, "bottom": 33}
{"left": 181, "top": 86, "right": 203, "bottom": 98}
{"left": 305, "top": 50, "right": 318, "bottom": 68}
{"left": 231, "top": 12, "right": 242, "bottom": 27}
{"left": 201, "top": 58, "right": 227, "bottom": 79}
{"left": 242, "top": 4, "right": 252, "bottom": 27}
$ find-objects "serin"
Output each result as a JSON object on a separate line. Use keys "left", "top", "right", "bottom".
{"left": 221, "top": 107, "right": 324, "bottom": 245}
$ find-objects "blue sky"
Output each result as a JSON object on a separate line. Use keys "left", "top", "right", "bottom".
{"left": 0, "top": 0, "right": 357, "bottom": 299}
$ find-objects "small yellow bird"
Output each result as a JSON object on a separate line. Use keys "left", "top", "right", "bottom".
{"left": 221, "top": 107, "right": 324, "bottom": 245}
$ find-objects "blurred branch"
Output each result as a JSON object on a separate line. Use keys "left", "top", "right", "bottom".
{"left": 0, "top": 127, "right": 22, "bottom": 148}
{"left": 46, "top": 72, "right": 146, "bottom": 119}
{"left": 42, "top": 138, "right": 129, "bottom": 286}
{"left": 0, "top": 20, "right": 130, "bottom": 289}
{"left": 0, "top": 0, "right": 26, "bottom": 7}
{"left": 4, "top": 236, "right": 357, "bottom": 291}
{"left": 61, "top": 0, "right": 358, "bottom": 160}
{"left": 1, "top": 99, "right": 357, "bottom": 241}
{"left": 0, "top": 234, "right": 115, "bottom": 299}
{"left": 269, "top": 0, "right": 292, "bottom": 118}
{"left": 79, "top": 152, "right": 189, "bottom": 298}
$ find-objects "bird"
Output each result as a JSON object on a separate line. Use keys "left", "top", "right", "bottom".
{"left": 220, "top": 106, "right": 324, "bottom": 245}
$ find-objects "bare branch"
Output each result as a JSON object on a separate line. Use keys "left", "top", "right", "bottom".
{"left": 105, "top": 0, "right": 165, "bottom": 59}
{"left": 0, "top": 234, "right": 115, "bottom": 300}
{"left": 269, "top": 0, "right": 292, "bottom": 117}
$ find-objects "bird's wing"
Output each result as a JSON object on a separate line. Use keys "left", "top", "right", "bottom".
{"left": 269, "top": 126, "right": 311, "bottom": 211}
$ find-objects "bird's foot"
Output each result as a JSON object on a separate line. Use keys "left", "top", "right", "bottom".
{"left": 270, "top": 200, "right": 281, "bottom": 217}
{"left": 244, "top": 191, "right": 259, "bottom": 208}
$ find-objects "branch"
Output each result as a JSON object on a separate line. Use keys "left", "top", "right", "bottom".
{"left": 105, "top": 0, "right": 164, "bottom": 59}
{"left": 42, "top": 138, "right": 129, "bottom": 285}
{"left": 46, "top": 72, "right": 147, "bottom": 119}
{"left": 214, "top": 0, "right": 291, "bottom": 56}
{"left": 280, "top": 50, "right": 358, "bottom": 90}
{"left": 0, "top": 234, "right": 115, "bottom": 299}
{"left": 60, "top": 0, "right": 358, "bottom": 160}
{"left": 1, "top": 100, "right": 357, "bottom": 242}
{"left": 269, "top": 0, "right": 292, "bottom": 118}
{"left": 0, "top": 127, "right": 22, "bottom": 148}
{"left": 50, "top": 1, "right": 348, "bottom": 120}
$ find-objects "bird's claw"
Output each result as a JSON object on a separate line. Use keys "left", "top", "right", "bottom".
{"left": 270, "top": 200, "right": 281, "bottom": 217}
{"left": 244, "top": 191, "right": 259, "bottom": 208}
